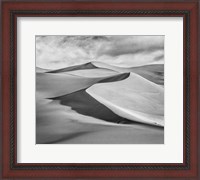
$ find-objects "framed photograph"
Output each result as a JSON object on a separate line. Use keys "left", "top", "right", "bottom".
{"left": 1, "top": 1, "right": 199, "bottom": 179}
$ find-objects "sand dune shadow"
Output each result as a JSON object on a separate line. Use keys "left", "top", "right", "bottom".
{"left": 50, "top": 89, "right": 138, "bottom": 125}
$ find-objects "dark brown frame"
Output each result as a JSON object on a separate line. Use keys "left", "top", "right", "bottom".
{"left": 1, "top": 1, "right": 199, "bottom": 179}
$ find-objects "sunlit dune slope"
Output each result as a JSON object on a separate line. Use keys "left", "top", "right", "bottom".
{"left": 36, "top": 72, "right": 129, "bottom": 98}
{"left": 86, "top": 72, "right": 164, "bottom": 127}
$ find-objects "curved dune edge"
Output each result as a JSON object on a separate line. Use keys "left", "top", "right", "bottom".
{"left": 49, "top": 88, "right": 140, "bottom": 125}
{"left": 64, "top": 68, "right": 118, "bottom": 78}
{"left": 37, "top": 72, "right": 130, "bottom": 98}
{"left": 85, "top": 91, "right": 164, "bottom": 127}
{"left": 92, "top": 61, "right": 164, "bottom": 85}
{"left": 86, "top": 72, "right": 164, "bottom": 127}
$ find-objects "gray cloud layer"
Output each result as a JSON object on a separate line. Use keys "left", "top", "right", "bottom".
{"left": 36, "top": 35, "right": 164, "bottom": 69}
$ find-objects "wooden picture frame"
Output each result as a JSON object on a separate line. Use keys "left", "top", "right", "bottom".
{"left": 1, "top": 1, "right": 199, "bottom": 179}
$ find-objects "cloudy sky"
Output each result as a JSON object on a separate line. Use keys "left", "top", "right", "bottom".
{"left": 36, "top": 35, "right": 164, "bottom": 70}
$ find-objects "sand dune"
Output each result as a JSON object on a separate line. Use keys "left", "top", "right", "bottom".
{"left": 50, "top": 89, "right": 136, "bottom": 124}
{"left": 65, "top": 68, "right": 118, "bottom": 78}
{"left": 86, "top": 72, "right": 164, "bottom": 127}
{"left": 92, "top": 61, "right": 164, "bottom": 85}
{"left": 37, "top": 72, "right": 94, "bottom": 98}
{"left": 36, "top": 62, "right": 164, "bottom": 143}
{"left": 37, "top": 97, "right": 164, "bottom": 144}
{"left": 49, "top": 72, "right": 163, "bottom": 127}
{"left": 47, "top": 61, "right": 164, "bottom": 85}
{"left": 48, "top": 62, "right": 118, "bottom": 78}
{"left": 37, "top": 72, "right": 129, "bottom": 98}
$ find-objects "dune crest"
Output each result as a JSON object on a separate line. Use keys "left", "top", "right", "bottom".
{"left": 91, "top": 61, "right": 164, "bottom": 85}
{"left": 37, "top": 72, "right": 130, "bottom": 98}
{"left": 65, "top": 68, "right": 118, "bottom": 78}
{"left": 45, "top": 61, "right": 164, "bottom": 85}
{"left": 86, "top": 72, "right": 164, "bottom": 127}
{"left": 48, "top": 62, "right": 97, "bottom": 73}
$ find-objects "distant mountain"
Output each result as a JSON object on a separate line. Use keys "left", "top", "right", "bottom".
{"left": 47, "top": 62, "right": 98, "bottom": 73}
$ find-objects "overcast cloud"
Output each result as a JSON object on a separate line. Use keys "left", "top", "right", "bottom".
{"left": 36, "top": 35, "right": 164, "bottom": 70}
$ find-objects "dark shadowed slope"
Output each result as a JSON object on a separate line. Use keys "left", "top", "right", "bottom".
{"left": 98, "top": 72, "right": 130, "bottom": 83}
{"left": 48, "top": 62, "right": 98, "bottom": 73}
{"left": 50, "top": 89, "right": 142, "bottom": 125}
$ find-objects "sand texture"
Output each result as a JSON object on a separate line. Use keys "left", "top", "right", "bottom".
{"left": 36, "top": 62, "right": 164, "bottom": 144}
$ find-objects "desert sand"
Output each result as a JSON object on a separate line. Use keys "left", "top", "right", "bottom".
{"left": 36, "top": 62, "right": 164, "bottom": 144}
{"left": 37, "top": 98, "right": 163, "bottom": 144}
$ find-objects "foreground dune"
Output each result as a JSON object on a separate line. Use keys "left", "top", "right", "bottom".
{"left": 50, "top": 89, "right": 136, "bottom": 124}
{"left": 86, "top": 73, "right": 164, "bottom": 127}
{"left": 37, "top": 98, "right": 164, "bottom": 144}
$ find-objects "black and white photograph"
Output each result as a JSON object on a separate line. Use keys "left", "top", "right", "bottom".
{"left": 36, "top": 35, "right": 164, "bottom": 144}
